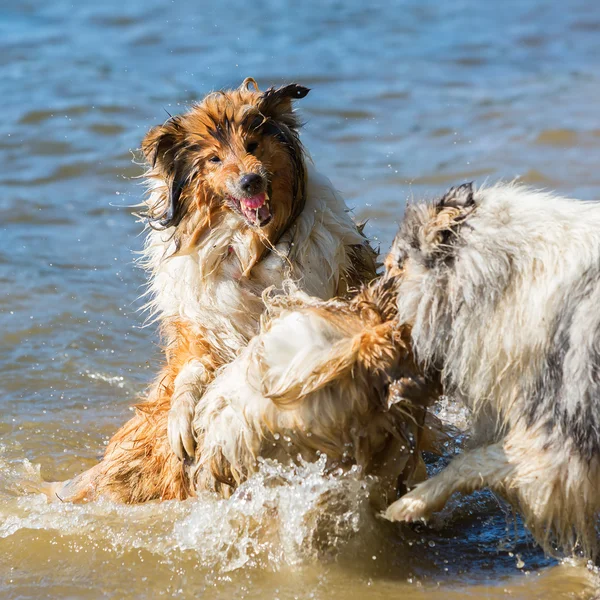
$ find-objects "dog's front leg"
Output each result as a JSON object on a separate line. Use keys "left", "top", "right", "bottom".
{"left": 168, "top": 360, "right": 208, "bottom": 460}
{"left": 384, "top": 442, "right": 513, "bottom": 523}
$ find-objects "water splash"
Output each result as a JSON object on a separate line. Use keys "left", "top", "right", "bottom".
{"left": 0, "top": 452, "right": 377, "bottom": 573}
{"left": 432, "top": 395, "right": 470, "bottom": 433}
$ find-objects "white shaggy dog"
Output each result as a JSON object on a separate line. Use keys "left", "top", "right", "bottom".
{"left": 384, "top": 182, "right": 600, "bottom": 557}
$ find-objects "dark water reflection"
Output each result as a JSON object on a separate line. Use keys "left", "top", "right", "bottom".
{"left": 1, "top": 1, "right": 600, "bottom": 597}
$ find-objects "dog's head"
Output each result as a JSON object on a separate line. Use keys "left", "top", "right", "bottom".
{"left": 382, "top": 182, "right": 477, "bottom": 337}
{"left": 385, "top": 182, "right": 476, "bottom": 277}
{"left": 141, "top": 78, "right": 310, "bottom": 269}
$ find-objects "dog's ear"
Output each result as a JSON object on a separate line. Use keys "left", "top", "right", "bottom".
{"left": 141, "top": 117, "right": 188, "bottom": 228}
{"left": 438, "top": 182, "right": 475, "bottom": 210}
{"left": 258, "top": 83, "right": 310, "bottom": 126}
{"left": 142, "top": 116, "right": 182, "bottom": 166}
{"left": 414, "top": 183, "right": 477, "bottom": 265}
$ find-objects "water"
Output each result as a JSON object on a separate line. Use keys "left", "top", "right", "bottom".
{"left": 2, "top": 0, "right": 600, "bottom": 597}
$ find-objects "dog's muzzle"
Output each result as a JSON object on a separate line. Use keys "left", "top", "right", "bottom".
{"left": 227, "top": 173, "right": 272, "bottom": 227}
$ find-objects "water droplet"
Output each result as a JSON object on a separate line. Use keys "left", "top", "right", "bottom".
{"left": 516, "top": 555, "right": 525, "bottom": 569}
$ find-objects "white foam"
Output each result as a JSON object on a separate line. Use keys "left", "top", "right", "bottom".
{"left": 0, "top": 452, "right": 377, "bottom": 573}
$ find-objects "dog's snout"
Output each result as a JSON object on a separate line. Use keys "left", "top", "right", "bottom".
{"left": 239, "top": 173, "right": 263, "bottom": 195}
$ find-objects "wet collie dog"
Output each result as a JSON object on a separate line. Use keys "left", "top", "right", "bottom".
{"left": 384, "top": 182, "right": 600, "bottom": 557}
{"left": 188, "top": 274, "right": 442, "bottom": 505}
{"left": 47, "top": 78, "right": 376, "bottom": 503}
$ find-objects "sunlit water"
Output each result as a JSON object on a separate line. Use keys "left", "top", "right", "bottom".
{"left": 2, "top": 0, "right": 600, "bottom": 597}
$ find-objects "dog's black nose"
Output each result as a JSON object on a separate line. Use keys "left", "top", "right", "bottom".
{"left": 239, "top": 173, "right": 263, "bottom": 195}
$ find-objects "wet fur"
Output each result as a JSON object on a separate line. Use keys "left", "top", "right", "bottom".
{"left": 385, "top": 182, "right": 600, "bottom": 557}
{"left": 46, "top": 79, "right": 377, "bottom": 503}
{"left": 188, "top": 273, "right": 442, "bottom": 505}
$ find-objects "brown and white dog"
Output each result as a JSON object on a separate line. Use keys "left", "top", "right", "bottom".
{"left": 46, "top": 78, "right": 376, "bottom": 503}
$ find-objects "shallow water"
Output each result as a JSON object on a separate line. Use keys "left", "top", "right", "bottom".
{"left": 2, "top": 0, "right": 600, "bottom": 597}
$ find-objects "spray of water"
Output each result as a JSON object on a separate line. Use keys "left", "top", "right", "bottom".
{"left": 0, "top": 450, "right": 382, "bottom": 573}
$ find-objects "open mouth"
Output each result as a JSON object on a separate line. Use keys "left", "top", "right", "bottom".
{"left": 228, "top": 192, "right": 272, "bottom": 227}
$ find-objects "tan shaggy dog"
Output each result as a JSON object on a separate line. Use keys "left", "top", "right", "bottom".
{"left": 186, "top": 270, "right": 442, "bottom": 505}
{"left": 46, "top": 78, "right": 376, "bottom": 503}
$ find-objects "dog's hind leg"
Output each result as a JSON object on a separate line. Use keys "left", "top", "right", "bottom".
{"left": 384, "top": 442, "right": 513, "bottom": 523}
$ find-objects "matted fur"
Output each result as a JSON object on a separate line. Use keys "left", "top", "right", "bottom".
{"left": 45, "top": 79, "right": 377, "bottom": 503}
{"left": 384, "top": 182, "right": 600, "bottom": 557}
{"left": 187, "top": 272, "right": 442, "bottom": 505}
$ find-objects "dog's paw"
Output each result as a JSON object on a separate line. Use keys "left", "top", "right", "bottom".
{"left": 384, "top": 492, "right": 432, "bottom": 523}
{"left": 168, "top": 391, "right": 197, "bottom": 461}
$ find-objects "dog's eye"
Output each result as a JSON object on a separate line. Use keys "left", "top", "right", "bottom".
{"left": 208, "top": 155, "right": 221, "bottom": 164}
{"left": 246, "top": 141, "right": 259, "bottom": 154}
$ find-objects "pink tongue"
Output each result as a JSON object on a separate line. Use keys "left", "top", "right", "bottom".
{"left": 241, "top": 193, "right": 266, "bottom": 209}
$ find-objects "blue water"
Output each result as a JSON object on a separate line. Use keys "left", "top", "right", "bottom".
{"left": 1, "top": 1, "right": 600, "bottom": 598}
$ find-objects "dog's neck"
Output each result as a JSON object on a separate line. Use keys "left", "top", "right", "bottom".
{"left": 140, "top": 163, "right": 367, "bottom": 360}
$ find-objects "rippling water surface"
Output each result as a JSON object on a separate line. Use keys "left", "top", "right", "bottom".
{"left": 2, "top": 1, "right": 600, "bottom": 598}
